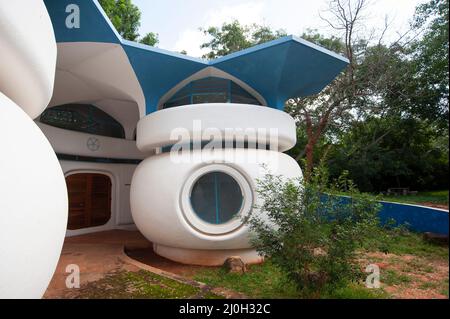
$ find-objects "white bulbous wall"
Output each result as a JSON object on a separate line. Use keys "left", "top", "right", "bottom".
{"left": 0, "top": 0, "right": 57, "bottom": 120}
{"left": 0, "top": 1, "right": 67, "bottom": 298}
{"left": 131, "top": 104, "right": 302, "bottom": 266}
{"left": 0, "top": 94, "right": 68, "bottom": 298}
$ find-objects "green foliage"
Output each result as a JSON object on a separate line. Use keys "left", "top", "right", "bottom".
{"left": 363, "top": 228, "right": 449, "bottom": 259}
{"left": 383, "top": 269, "right": 412, "bottom": 286}
{"left": 200, "top": 20, "right": 287, "bottom": 59}
{"left": 287, "top": 0, "right": 448, "bottom": 192}
{"left": 320, "top": 283, "right": 389, "bottom": 299}
{"left": 99, "top": 0, "right": 158, "bottom": 46}
{"left": 194, "top": 260, "right": 299, "bottom": 299}
{"left": 379, "top": 190, "right": 449, "bottom": 206}
{"left": 327, "top": 117, "right": 449, "bottom": 192}
{"left": 440, "top": 279, "right": 449, "bottom": 297}
{"left": 300, "top": 29, "right": 346, "bottom": 54}
{"left": 195, "top": 227, "right": 448, "bottom": 299}
{"left": 408, "top": 0, "right": 449, "bottom": 126}
{"left": 245, "top": 164, "right": 383, "bottom": 297}
{"left": 139, "top": 32, "right": 159, "bottom": 46}
{"left": 99, "top": 0, "right": 141, "bottom": 41}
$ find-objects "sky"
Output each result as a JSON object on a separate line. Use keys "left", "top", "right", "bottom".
{"left": 132, "top": 0, "right": 425, "bottom": 58}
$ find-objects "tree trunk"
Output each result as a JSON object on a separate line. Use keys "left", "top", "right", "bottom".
{"left": 305, "top": 140, "right": 315, "bottom": 181}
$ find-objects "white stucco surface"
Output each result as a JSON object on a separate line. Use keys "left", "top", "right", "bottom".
{"left": 0, "top": 1, "right": 56, "bottom": 119}
{"left": 37, "top": 122, "right": 147, "bottom": 160}
{"left": 50, "top": 42, "right": 146, "bottom": 119}
{"left": 137, "top": 103, "right": 297, "bottom": 153}
{"left": 130, "top": 148, "right": 302, "bottom": 265}
{"left": 0, "top": 93, "right": 68, "bottom": 299}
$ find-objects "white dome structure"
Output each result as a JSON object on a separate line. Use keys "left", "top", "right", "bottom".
{"left": 131, "top": 103, "right": 302, "bottom": 265}
{"left": 0, "top": 1, "right": 57, "bottom": 120}
{"left": 0, "top": 94, "right": 68, "bottom": 298}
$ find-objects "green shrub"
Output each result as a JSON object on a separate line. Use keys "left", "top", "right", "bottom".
{"left": 245, "top": 165, "right": 383, "bottom": 297}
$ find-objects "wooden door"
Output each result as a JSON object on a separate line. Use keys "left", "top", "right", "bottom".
{"left": 66, "top": 173, "right": 112, "bottom": 230}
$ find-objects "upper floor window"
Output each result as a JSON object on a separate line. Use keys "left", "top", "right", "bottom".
{"left": 40, "top": 104, "right": 125, "bottom": 139}
{"left": 162, "top": 77, "right": 262, "bottom": 109}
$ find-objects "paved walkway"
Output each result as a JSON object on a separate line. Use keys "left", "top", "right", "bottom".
{"left": 44, "top": 230, "right": 245, "bottom": 299}
{"left": 44, "top": 230, "right": 151, "bottom": 298}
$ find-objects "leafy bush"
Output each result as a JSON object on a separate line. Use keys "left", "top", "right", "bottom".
{"left": 245, "top": 165, "right": 383, "bottom": 297}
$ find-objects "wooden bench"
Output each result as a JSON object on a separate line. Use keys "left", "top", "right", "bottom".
{"left": 386, "top": 188, "right": 418, "bottom": 196}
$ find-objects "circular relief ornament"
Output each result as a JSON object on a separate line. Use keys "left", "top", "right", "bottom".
{"left": 87, "top": 137, "right": 100, "bottom": 152}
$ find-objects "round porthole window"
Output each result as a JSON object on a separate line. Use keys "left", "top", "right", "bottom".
{"left": 190, "top": 172, "right": 243, "bottom": 225}
{"left": 180, "top": 164, "right": 253, "bottom": 235}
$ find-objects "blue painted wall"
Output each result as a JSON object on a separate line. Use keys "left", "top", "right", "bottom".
{"left": 43, "top": 0, "right": 349, "bottom": 115}
{"left": 378, "top": 202, "right": 449, "bottom": 235}
{"left": 44, "top": 0, "right": 121, "bottom": 44}
{"left": 327, "top": 195, "right": 449, "bottom": 235}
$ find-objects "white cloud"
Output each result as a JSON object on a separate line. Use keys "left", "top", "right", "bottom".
{"left": 205, "top": 1, "right": 265, "bottom": 26}
{"left": 172, "top": 1, "right": 266, "bottom": 58}
{"left": 173, "top": 29, "right": 208, "bottom": 58}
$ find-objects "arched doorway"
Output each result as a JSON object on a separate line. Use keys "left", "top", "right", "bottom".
{"left": 66, "top": 173, "right": 112, "bottom": 230}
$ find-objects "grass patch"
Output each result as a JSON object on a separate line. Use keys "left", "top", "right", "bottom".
{"left": 440, "top": 279, "right": 449, "bottom": 297}
{"left": 419, "top": 282, "right": 439, "bottom": 290}
{"left": 364, "top": 230, "right": 449, "bottom": 260}
{"left": 194, "top": 260, "right": 299, "bottom": 299}
{"left": 71, "top": 270, "right": 222, "bottom": 299}
{"left": 378, "top": 190, "right": 449, "bottom": 206}
{"left": 194, "top": 230, "right": 447, "bottom": 299}
{"left": 321, "top": 284, "right": 389, "bottom": 299}
{"left": 383, "top": 269, "right": 412, "bottom": 286}
{"left": 404, "top": 258, "right": 435, "bottom": 273}
{"left": 194, "top": 260, "right": 387, "bottom": 299}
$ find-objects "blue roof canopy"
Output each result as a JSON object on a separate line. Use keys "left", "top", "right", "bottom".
{"left": 44, "top": 0, "right": 349, "bottom": 115}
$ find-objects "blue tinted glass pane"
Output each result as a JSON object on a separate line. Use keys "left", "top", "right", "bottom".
{"left": 40, "top": 104, "right": 125, "bottom": 139}
{"left": 218, "top": 173, "right": 243, "bottom": 222}
{"left": 190, "top": 173, "right": 217, "bottom": 224}
{"left": 231, "top": 82, "right": 261, "bottom": 105}
{"left": 193, "top": 93, "right": 227, "bottom": 104}
{"left": 163, "top": 77, "right": 261, "bottom": 108}
{"left": 190, "top": 172, "right": 243, "bottom": 225}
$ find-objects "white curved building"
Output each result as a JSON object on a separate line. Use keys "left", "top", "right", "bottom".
{"left": 0, "top": 0, "right": 348, "bottom": 297}
{"left": 0, "top": 1, "right": 68, "bottom": 298}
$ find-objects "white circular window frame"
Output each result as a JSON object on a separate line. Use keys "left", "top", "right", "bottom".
{"left": 180, "top": 164, "right": 253, "bottom": 236}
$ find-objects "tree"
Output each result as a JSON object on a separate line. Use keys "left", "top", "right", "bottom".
{"left": 314, "top": 0, "right": 449, "bottom": 192}
{"left": 200, "top": 21, "right": 287, "bottom": 59}
{"left": 198, "top": 1, "right": 448, "bottom": 192}
{"left": 99, "top": 0, "right": 159, "bottom": 46}
{"left": 287, "top": 0, "right": 368, "bottom": 181}
{"left": 99, "top": 0, "right": 141, "bottom": 41}
{"left": 246, "top": 165, "right": 384, "bottom": 296}
{"left": 140, "top": 32, "right": 159, "bottom": 46}
{"left": 327, "top": 117, "right": 449, "bottom": 192}
{"left": 286, "top": 0, "right": 416, "bottom": 181}
{"left": 406, "top": 0, "right": 448, "bottom": 128}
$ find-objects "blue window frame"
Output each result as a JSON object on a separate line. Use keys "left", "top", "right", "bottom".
{"left": 163, "top": 77, "right": 261, "bottom": 109}
{"left": 190, "top": 172, "right": 243, "bottom": 225}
